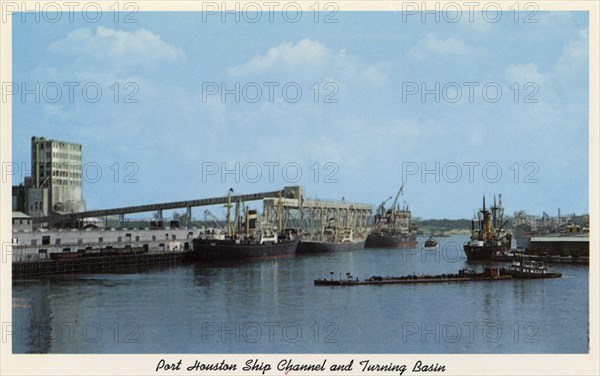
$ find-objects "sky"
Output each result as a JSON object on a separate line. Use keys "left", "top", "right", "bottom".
{"left": 10, "top": 9, "right": 590, "bottom": 219}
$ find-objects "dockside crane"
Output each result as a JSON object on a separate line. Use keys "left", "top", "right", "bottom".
{"left": 388, "top": 184, "right": 404, "bottom": 221}
{"left": 376, "top": 196, "right": 393, "bottom": 221}
{"left": 203, "top": 209, "right": 222, "bottom": 229}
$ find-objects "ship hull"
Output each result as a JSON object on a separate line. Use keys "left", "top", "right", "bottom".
{"left": 191, "top": 238, "right": 299, "bottom": 262}
{"left": 502, "top": 270, "right": 562, "bottom": 279}
{"left": 297, "top": 239, "right": 365, "bottom": 254}
{"left": 364, "top": 233, "right": 417, "bottom": 249}
{"left": 463, "top": 244, "right": 507, "bottom": 261}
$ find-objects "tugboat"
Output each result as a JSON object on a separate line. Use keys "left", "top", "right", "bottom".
{"left": 463, "top": 194, "right": 512, "bottom": 261}
{"left": 423, "top": 236, "right": 438, "bottom": 249}
{"left": 192, "top": 190, "right": 298, "bottom": 262}
{"left": 502, "top": 258, "right": 562, "bottom": 279}
{"left": 364, "top": 184, "right": 417, "bottom": 249}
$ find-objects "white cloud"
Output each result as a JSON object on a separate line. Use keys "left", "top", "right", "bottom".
{"left": 363, "top": 65, "right": 387, "bottom": 85}
{"left": 229, "top": 39, "right": 331, "bottom": 76}
{"left": 409, "top": 33, "right": 470, "bottom": 59}
{"left": 556, "top": 28, "right": 588, "bottom": 77}
{"left": 228, "top": 39, "right": 387, "bottom": 86}
{"left": 505, "top": 63, "right": 546, "bottom": 84}
{"left": 49, "top": 27, "right": 185, "bottom": 72}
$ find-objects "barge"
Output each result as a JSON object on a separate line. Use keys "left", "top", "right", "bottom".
{"left": 315, "top": 263, "right": 561, "bottom": 286}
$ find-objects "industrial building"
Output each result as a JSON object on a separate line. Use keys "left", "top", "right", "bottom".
{"left": 12, "top": 136, "right": 85, "bottom": 220}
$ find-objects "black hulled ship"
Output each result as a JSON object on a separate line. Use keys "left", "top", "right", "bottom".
{"left": 192, "top": 191, "right": 298, "bottom": 262}
{"left": 297, "top": 221, "right": 366, "bottom": 254}
{"left": 424, "top": 237, "right": 438, "bottom": 249}
{"left": 364, "top": 185, "right": 417, "bottom": 249}
{"left": 463, "top": 194, "right": 512, "bottom": 261}
{"left": 192, "top": 235, "right": 299, "bottom": 262}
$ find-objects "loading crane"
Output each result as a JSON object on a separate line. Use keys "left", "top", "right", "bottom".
{"left": 203, "top": 209, "right": 222, "bottom": 229}
{"left": 388, "top": 183, "right": 404, "bottom": 219}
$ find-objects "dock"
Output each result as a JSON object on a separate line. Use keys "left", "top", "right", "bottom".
{"left": 12, "top": 185, "right": 374, "bottom": 277}
{"left": 12, "top": 250, "right": 193, "bottom": 278}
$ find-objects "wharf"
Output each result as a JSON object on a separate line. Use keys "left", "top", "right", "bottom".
{"left": 12, "top": 250, "right": 193, "bottom": 278}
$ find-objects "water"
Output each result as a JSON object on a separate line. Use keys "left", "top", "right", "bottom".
{"left": 12, "top": 235, "right": 589, "bottom": 353}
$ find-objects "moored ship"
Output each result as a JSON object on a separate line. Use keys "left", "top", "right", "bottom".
{"left": 297, "top": 214, "right": 367, "bottom": 254}
{"left": 463, "top": 194, "right": 512, "bottom": 261}
{"left": 192, "top": 191, "right": 298, "bottom": 262}
{"left": 192, "top": 236, "right": 299, "bottom": 262}
{"left": 364, "top": 185, "right": 417, "bottom": 249}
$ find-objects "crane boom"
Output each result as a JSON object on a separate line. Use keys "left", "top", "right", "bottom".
{"left": 390, "top": 184, "right": 404, "bottom": 214}
{"left": 204, "top": 209, "right": 221, "bottom": 228}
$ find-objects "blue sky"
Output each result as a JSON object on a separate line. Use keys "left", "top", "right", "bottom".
{"left": 11, "top": 10, "right": 589, "bottom": 219}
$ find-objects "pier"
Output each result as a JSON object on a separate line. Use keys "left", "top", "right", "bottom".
{"left": 12, "top": 186, "right": 374, "bottom": 277}
{"left": 12, "top": 250, "right": 192, "bottom": 278}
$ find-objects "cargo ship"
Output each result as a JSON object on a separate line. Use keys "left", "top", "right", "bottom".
{"left": 192, "top": 236, "right": 299, "bottom": 262}
{"left": 364, "top": 185, "right": 417, "bottom": 249}
{"left": 297, "top": 218, "right": 365, "bottom": 254}
{"left": 192, "top": 191, "right": 298, "bottom": 262}
{"left": 463, "top": 194, "right": 512, "bottom": 261}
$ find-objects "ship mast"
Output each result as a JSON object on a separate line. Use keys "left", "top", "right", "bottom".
{"left": 245, "top": 205, "right": 249, "bottom": 236}
{"left": 234, "top": 200, "right": 240, "bottom": 237}
{"left": 226, "top": 188, "right": 233, "bottom": 237}
{"left": 492, "top": 195, "right": 497, "bottom": 230}
{"left": 482, "top": 195, "right": 492, "bottom": 242}
{"left": 277, "top": 191, "right": 283, "bottom": 235}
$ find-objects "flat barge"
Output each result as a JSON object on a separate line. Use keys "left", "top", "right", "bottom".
{"left": 315, "top": 268, "right": 511, "bottom": 286}
{"left": 315, "top": 264, "right": 561, "bottom": 286}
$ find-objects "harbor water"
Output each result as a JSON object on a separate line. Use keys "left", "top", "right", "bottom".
{"left": 12, "top": 235, "right": 588, "bottom": 354}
